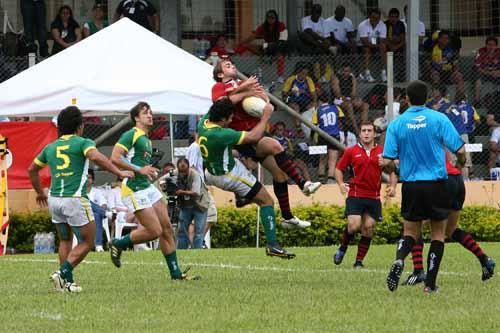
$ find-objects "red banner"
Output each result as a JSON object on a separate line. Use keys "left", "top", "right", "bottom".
{"left": 0, "top": 121, "right": 57, "bottom": 189}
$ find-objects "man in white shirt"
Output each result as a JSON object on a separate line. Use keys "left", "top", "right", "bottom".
{"left": 87, "top": 169, "right": 108, "bottom": 252}
{"left": 299, "top": 4, "right": 334, "bottom": 82}
{"left": 326, "top": 5, "right": 355, "bottom": 54}
{"left": 357, "top": 8, "right": 388, "bottom": 83}
{"left": 489, "top": 127, "right": 500, "bottom": 170}
{"left": 401, "top": 5, "right": 426, "bottom": 44}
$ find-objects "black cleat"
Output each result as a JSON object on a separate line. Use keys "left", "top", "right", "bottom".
{"left": 353, "top": 260, "right": 364, "bottom": 269}
{"left": 402, "top": 270, "right": 426, "bottom": 286}
{"left": 172, "top": 267, "right": 201, "bottom": 281}
{"left": 333, "top": 249, "right": 346, "bottom": 265}
{"left": 266, "top": 245, "right": 296, "bottom": 259}
{"left": 109, "top": 240, "right": 122, "bottom": 268}
{"left": 482, "top": 257, "right": 496, "bottom": 281}
{"left": 387, "top": 259, "right": 404, "bottom": 292}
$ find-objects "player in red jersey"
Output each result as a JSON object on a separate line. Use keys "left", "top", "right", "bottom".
{"left": 403, "top": 157, "right": 496, "bottom": 285}
{"left": 211, "top": 58, "right": 322, "bottom": 229}
{"left": 333, "top": 121, "right": 397, "bottom": 268}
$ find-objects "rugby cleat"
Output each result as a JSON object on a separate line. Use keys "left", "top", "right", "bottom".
{"left": 333, "top": 249, "right": 346, "bottom": 265}
{"left": 266, "top": 245, "right": 296, "bottom": 259}
{"left": 50, "top": 271, "right": 65, "bottom": 292}
{"left": 353, "top": 260, "right": 364, "bottom": 269}
{"left": 387, "top": 259, "right": 404, "bottom": 292}
{"left": 302, "top": 181, "right": 322, "bottom": 196}
{"left": 172, "top": 267, "right": 201, "bottom": 281}
{"left": 482, "top": 257, "right": 496, "bottom": 281}
{"left": 109, "top": 240, "right": 123, "bottom": 268}
{"left": 281, "top": 217, "right": 311, "bottom": 229}
{"left": 402, "top": 271, "right": 426, "bottom": 286}
{"left": 64, "top": 282, "right": 82, "bottom": 293}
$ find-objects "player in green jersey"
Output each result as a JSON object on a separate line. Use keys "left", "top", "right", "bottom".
{"left": 110, "top": 102, "right": 198, "bottom": 280}
{"left": 199, "top": 98, "right": 295, "bottom": 258}
{"left": 28, "top": 106, "right": 133, "bottom": 293}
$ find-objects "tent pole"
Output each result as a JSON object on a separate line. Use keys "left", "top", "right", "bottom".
{"left": 94, "top": 116, "right": 131, "bottom": 147}
{"left": 169, "top": 114, "right": 175, "bottom": 162}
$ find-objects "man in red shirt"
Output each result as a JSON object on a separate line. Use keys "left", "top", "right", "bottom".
{"left": 333, "top": 121, "right": 397, "bottom": 267}
{"left": 474, "top": 36, "right": 500, "bottom": 103}
{"left": 211, "top": 59, "right": 322, "bottom": 229}
{"left": 403, "top": 158, "right": 496, "bottom": 285}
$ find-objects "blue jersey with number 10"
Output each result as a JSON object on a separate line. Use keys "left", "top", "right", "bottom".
{"left": 314, "top": 103, "right": 343, "bottom": 136}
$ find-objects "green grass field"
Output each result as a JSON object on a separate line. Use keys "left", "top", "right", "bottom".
{"left": 0, "top": 244, "right": 499, "bottom": 332}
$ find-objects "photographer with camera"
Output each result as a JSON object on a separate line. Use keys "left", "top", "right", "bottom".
{"left": 175, "top": 158, "right": 209, "bottom": 249}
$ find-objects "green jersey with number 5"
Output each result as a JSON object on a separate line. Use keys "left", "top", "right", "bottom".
{"left": 34, "top": 135, "right": 96, "bottom": 197}
{"left": 196, "top": 114, "right": 246, "bottom": 176}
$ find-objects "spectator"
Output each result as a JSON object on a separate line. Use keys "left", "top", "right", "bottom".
{"left": 430, "top": 30, "right": 465, "bottom": 96}
{"left": 339, "top": 127, "right": 357, "bottom": 148}
{"left": 384, "top": 8, "right": 405, "bottom": 53}
{"left": 401, "top": 5, "right": 426, "bottom": 44}
{"left": 239, "top": 10, "right": 289, "bottom": 83}
{"left": 50, "top": 5, "right": 81, "bottom": 56}
{"left": 331, "top": 65, "right": 369, "bottom": 134}
{"left": 114, "top": 0, "right": 159, "bottom": 34}
{"left": 20, "top": 0, "right": 49, "bottom": 57}
{"left": 299, "top": 4, "right": 334, "bottom": 82}
{"left": 83, "top": 3, "right": 108, "bottom": 38}
{"left": 357, "top": 8, "right": 388, "bottom": 83}
{"left": 272, "top": 121, "right": 311, "bottom": 181}
{"left": 474, "top": 36, "right": 500, "bottom": 104}
{"left": 448, "top": 92, "right": 480, "bottom": 178}
{"left": 426, "top": 85, "right": 451, "bottom": 112}
{"left": 87, "top": 169, "right": 108, "bottom": 252}
{"left": 175, "top": 158, "right": 208, "bottom": 249}
{"left": 312, "top": 93, "right": 344, "bottom": 184}
{"left": 282, "top": 62, "right": 317, "bottom": 132}
{"left": 489, "top": 126, "right": 500, "bottom": 170}
{"left": 208, "top": 34, "right": 233, "bottom": 58}
{"left": 325, "top": 5, "right": 355, "bottom": 54}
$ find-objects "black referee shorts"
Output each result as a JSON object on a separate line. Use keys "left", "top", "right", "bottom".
{"left": 345, "top": 197, "right": 383, "bottom": 222}
{"left": 445, "top": 175, "right": 465, "bottom": 211}
{"left": 401, "top": 181, "right": 451, "bottom": 222}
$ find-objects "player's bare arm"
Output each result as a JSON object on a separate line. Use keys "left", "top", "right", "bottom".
{"left": 86, "top": 149, "right": 134, "bottom": 180}
{"left": 27, "top": 163, "right": 47, "bottom": 206}
{"left": 110, "top": 145, "right": 158, "bottom": 181}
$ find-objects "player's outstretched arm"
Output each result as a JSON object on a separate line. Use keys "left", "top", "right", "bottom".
{"left": 27, "top": 163, "right": 47, "bottom": 206}
{"left": 87, "top": 149, "right": 134, "bottom": 180}
{"left": 110, "top": 146, "right": 158, "bottom": 181}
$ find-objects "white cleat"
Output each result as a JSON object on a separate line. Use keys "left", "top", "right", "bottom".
{"left": 64, "top": 282, "right": 82, "bottom": 293}
{"left": 282, "top": 217, "right": 311, "bottom": 229}
{"left": 50, "top": 271, "right": 65, "bottom": 292}
{"left": 95, "top": 245, "right": 104, "bottom": 252}
{"left": 302, "top": 181, "right": 322, "bottom": 196}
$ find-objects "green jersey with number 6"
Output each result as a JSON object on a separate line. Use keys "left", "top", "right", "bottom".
{"left": 115, "top": 127, "right": 152, "bottom": 191}
{"left": 34, "top": 135, "right": 96, "bottom": 197}
{"left": 197, "top": 114, "right": 246, "bottom": 176}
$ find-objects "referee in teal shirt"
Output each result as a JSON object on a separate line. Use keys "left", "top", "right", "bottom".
{"left": 382, "top": 80, "right": 466, "bottom": 293}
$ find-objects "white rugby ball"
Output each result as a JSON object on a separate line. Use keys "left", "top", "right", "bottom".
{"left": 373, "top": 117, "right": 388, "bottom": 133}
{"left": 242, "top": 96, "right": 267, "bottom": 118}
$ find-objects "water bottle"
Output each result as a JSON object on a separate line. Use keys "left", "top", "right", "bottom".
{"left": 47, "top": 232, "right": 55, "bottom": 253}
{"left": 201, "top": 39, "right": 211, "bottom": 59}
{"left": 193, "top": 37, "right": 202, "bottom": 58}
{"left": 34, "top": 232, "right": 41, "bottom": 254}
{"left": 41, "top": 233, "right": 49, "bottom": 253}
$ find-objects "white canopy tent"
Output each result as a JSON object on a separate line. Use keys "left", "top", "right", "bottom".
{"left": 0, "top": 18, "right": 214, "bottom": 117}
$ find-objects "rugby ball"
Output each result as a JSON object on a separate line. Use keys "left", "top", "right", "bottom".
{"left": 242, "top": 96, "right": 267, "bottom": 118}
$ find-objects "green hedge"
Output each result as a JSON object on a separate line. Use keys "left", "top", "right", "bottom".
{"left": 6, "top": 205, "right": 500, "bottom": 252}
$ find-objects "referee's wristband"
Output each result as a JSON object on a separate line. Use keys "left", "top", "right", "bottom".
{"left": 120, "top": 156, "right": 141, "bottom": 172}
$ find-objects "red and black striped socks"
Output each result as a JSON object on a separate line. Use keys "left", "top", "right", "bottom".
{"left": 452, "top": 228, "right": 488, "bottom": 266}
{"left": 274, "top": 151, "right": 306, "bottom": 189}
{"left": 356, "top": 236, "right": 372, "bottom": 263}
{"left": 410, "top": 237, "right": 425, "bottom": 273}
{"left": 273, "top": 181, "right": 293, "bottom": 220}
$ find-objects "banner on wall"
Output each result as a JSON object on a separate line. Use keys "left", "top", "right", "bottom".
{"left": 0, "top": 122, "right": 57, "bottom": 189}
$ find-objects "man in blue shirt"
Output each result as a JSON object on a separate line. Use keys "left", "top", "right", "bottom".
{"left": 382, "top": 80, "right": 466, "bottom": 293}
